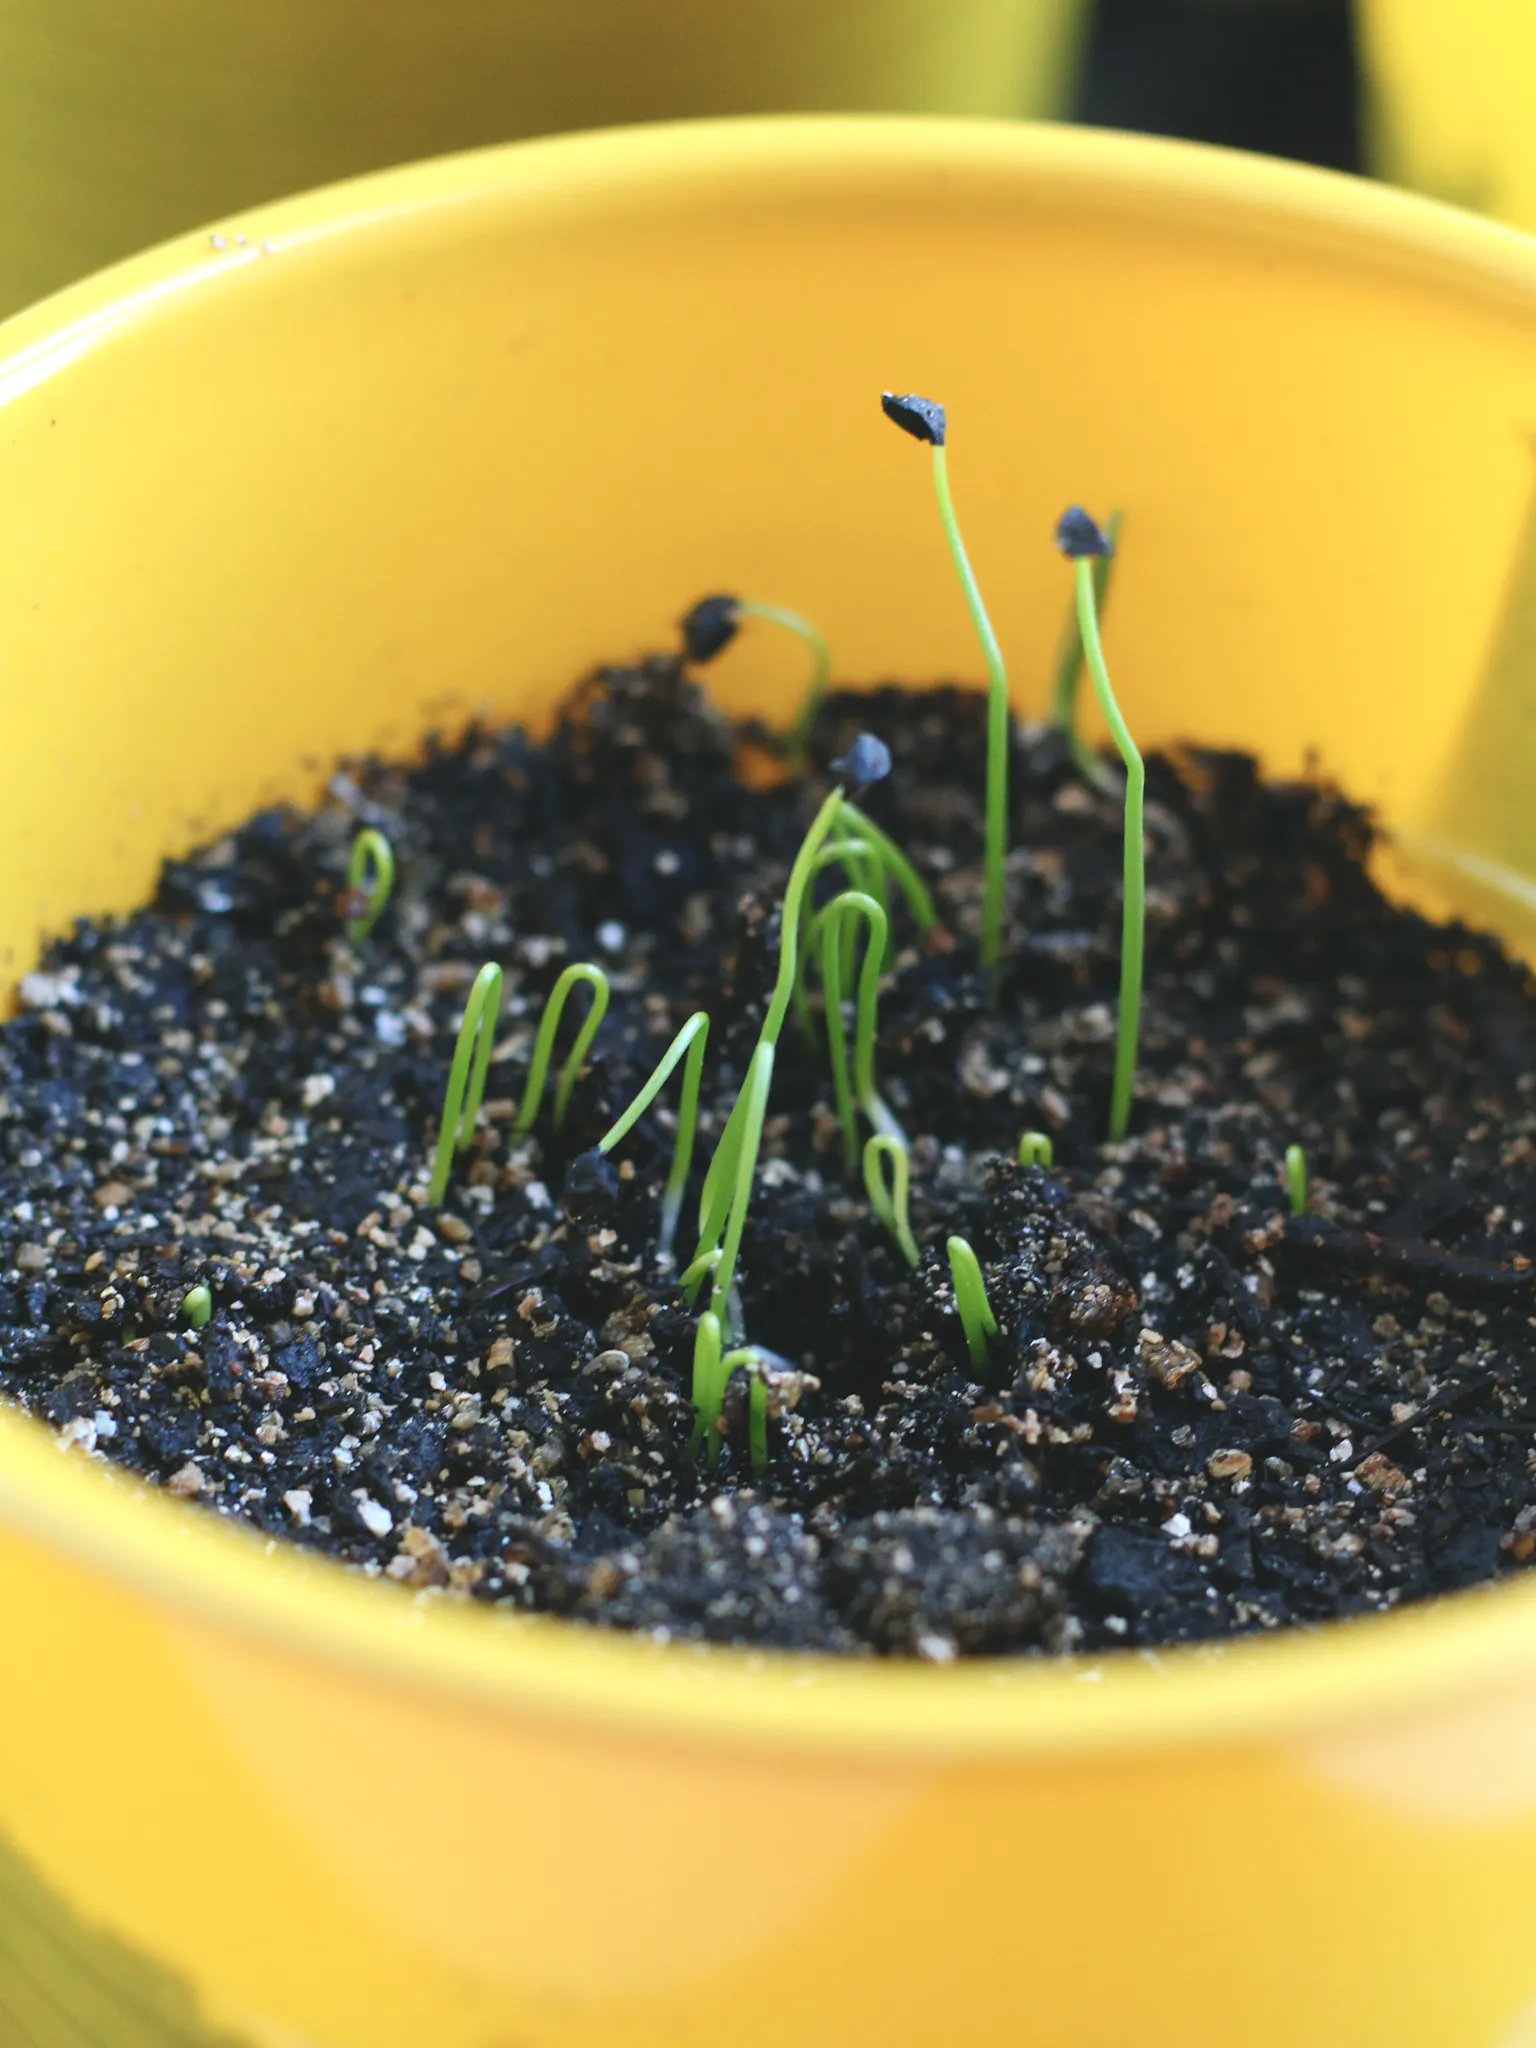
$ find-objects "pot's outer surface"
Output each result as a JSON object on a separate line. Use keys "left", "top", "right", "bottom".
{"left": 3, "top": 118, "right": 1536, "bottom": 2047}
{"left": 0, "top": 0, "right": 1084, "bottom": 318}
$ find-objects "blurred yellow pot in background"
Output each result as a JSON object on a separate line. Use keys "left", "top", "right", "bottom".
{"left": 1362, "top": 0, "right": 1536, "bottom": 230}
{"left": 0, "top": 0, "right": 1085, "bottom": 316}
{"left": 6, "top": 117, "right": 1536, "bottom": 2048}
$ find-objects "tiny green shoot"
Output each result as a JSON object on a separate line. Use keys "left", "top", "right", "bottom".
{"left": 1017, "top": 1129, "right": 1054, "bottom": 1168}
{"left": 748, "top": 1366, "right": 770, "bottom": 1475}
{"left": 814, "top": 889, "right": 903, "bottom": 1166}
{"left": 1285, "top": 1142, "right": 1309, "bottom": 1218}
{"left": 1057, "top": 506, "right": 1143, "bottom": 1144}
{"left": 428, "top": 962, "right": 504, "bottom": 1207}
{"left": 513, "top": 962, "right": 610, "bottom": 1134}
{"left": 946, "top": 1234, "right": 999, "bottom": 1371}
{"left": 864, "top": 1133, "right": 919, "bottom": 1267}
{"left": 181, "top": 1283, "right": 212, "bottom": 1330}
{"left": 1050, "top": 509, "right": 1122, "bottom": 789}
{"left": 345, "top": 828, "right": 395, "bottom": 945}
{"left": 597, "top": 1010, "right": 709, "bottom": 1258}
{"left": 679, "top": 593, "right": 831, "bottom": 760}
{"left": 882, "top": 392, "right": 1009, "bottom": 975}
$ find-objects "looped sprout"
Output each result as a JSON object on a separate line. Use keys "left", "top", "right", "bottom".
{"left": 428, "top": 962, "right": 503, "bottom": 1207}
{"left": 680, "top": 592, "right": 831, "bottom": 762}
{"left": 1285, "top": 1142, "right": 1309, "bottom": 1218}
{"left": 344, "top": 828, "right": 395, "bottom": 945}
{"left": 1050, "top": 509, "right": 1123, "bottom": 792}
{"left": 687, "top": 1309, "right": 771, "bottom": 1471}
{"left": 946, "top": 1234, "right": 999, "bottom": 1372}
{"left": 1056, "top": 505, "right": 1143, "bottom": 1144}
{"left": 596, "top": 1010, "right": 709, "bottom": 1259}
{"left": 181, "top": 1283, "right": 212, "bottom": 1330}
{"left": 864, "top": 1133, "right": 918, "bottom": 1267}
{"left": 1017, "top": 1129, "right": 1054, "bottom": 1169}
{"left": 814, "top": 889, "right": 904, "bottom": 1167}
{"left": 513, "top": 963, "right": 610, "bottom": 1135}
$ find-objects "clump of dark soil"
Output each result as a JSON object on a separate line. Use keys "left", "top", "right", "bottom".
{"left": 4, "top": 656, "right": 1536, "bottom": 1658}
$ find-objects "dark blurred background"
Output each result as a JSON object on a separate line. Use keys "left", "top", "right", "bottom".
{"left": 1079, "top": 0, "right": 1362, "bottom": 172}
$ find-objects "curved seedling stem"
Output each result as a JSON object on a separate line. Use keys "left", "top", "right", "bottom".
{"left": 428, "top": 962, "right": 503, "bottom": 1207}
{"left": 863, "top": 1134, "right": 918, "bottom": 1267}
{"left": 513, "top": 962, "right": 610, "bottom": 1134}
{"left": 597, "top": 1011, "right": 709, "bottom": 1258}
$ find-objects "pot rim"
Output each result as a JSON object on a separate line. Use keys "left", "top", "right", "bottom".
{"left": 5, "top": 113, "right": 1536, "bottom": 1761}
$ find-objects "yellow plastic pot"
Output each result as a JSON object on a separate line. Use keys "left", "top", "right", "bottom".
{"left": 0, "top": 0, "right": 1086, "bottom": 319}
{"left": 5, "top": 117, "right": 1536, "bottom": 2048}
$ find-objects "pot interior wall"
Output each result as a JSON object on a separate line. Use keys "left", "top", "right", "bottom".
{"left": 0, "top": 122, "right": 1533, "bottom": 976}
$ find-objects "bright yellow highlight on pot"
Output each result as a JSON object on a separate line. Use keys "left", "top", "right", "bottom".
{"left": 5, "top": 116, "right": 1536, "bottom": 2048}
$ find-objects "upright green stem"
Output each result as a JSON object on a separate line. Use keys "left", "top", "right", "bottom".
{"left": 931, "top": 443, "right": 1009, "bottom": 975}
{"left": 689, "top": 1311, "right": 726, "bottom": 1466}
{"left": 428, "top": 962, "right": 504, "bottom": 1206}
{"left": 707, "top": 1042, "right": 774, "bottom": 1332}
{"left": 693, "top": 790, "right": 846, "bottom": 1266}
{"left": 513, "top": 963, "right": 610, "bottom": 1134}
{"left": 597, "top": 1011, "right": 709, "bottom": 1258}
{"left": 1051, "top": 510, "right": 1122, "bottom": 787}
{"left": 1075, "top": 558, "right": 1144, "bottom": 1144}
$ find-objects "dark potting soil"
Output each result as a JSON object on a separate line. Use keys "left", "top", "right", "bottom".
{"left": 4, "top": 656, "right": 1536, "bottom": 1659}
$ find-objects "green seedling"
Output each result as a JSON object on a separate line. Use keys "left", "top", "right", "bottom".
{"left": 680, "top": 592, "right": 831, "bottom": 760}
{"left": 597, "top": 1010, "right": 709, "bottom": 1258}
{"left": 344, "top": 827, "right": 395, "bottom": 945}
{"left": 1285, "top": 1142, "right": 1309, "bottom": 1218}
{"left": 864, "top": 1133, "right": 919, "bottom": 1267}
{"left": 882, "top": 392, "right": 1009, "bottom": 976}
{"left": 513, "top": 962, "right": 610, "bottom": 1134}
{"left": 689, "top": 789, "right": 846, "bottom": 1320}
{"left": 1017, "top": 1129, "right": 1054, "bottom": 1169}
{"left": 1057, "top": 506, "right": 1143, "bottom": 1144}
{"left": 701, "top": 1041, "right": 774, "bottom": 1331}
{"left": 791, "top": 794, "right": 934, "bottom": 1029}
{"left": 814, "top": 889, "right": 904, "bottom": 1166}
{"left": 836, "top": 799, "right": 938, "bottom": 935}
{"left": 687, "top": 1312, "right": 774, "bottom": 1472}
{"left": 428, "top": 962, "right": 504, "bottom": 1206}
{"left": 748, "top": 1365, "right": 770, "bottom": 1475}
{"left": 181, "top": 1283, "right": 212, "bottom": 1330}
{"left": 1050, "top": 510, "right": 1122, "bottom": 790}
{"left": 946, "top": 1234, "right": 999, "bottom": 1371}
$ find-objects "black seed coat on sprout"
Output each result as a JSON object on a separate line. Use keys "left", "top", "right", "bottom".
{"left": 680, "top": 594, "right": 742, "bottom": 663}
{"left": 830, "top": 733, "right": 892, "bottom": 789}
{"left": 1055, "top": 506, "right": 1114, "bottom": 559}
{"left": 881, "top": 392, "right": 947, "bottom": 446}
